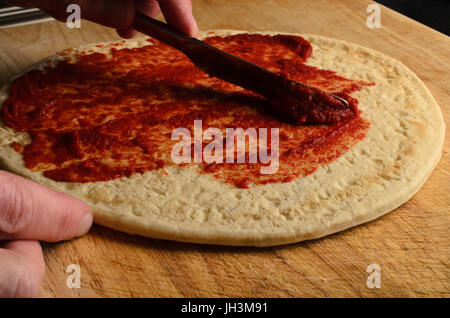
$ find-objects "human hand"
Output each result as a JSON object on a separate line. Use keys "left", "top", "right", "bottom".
{"left": 0, "top": 170, "right": 92, "bottom": 297}
{"left": 5, "top": 0, "right": 199, "bottom": 38}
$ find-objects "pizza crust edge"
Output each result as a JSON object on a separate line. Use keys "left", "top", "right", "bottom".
{"left": 0, "top": 30, "right": 445, "bottom": 246}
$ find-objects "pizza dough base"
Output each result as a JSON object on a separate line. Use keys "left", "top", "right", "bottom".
{"left": 0, "top": 31, "right": 445, "bottom": 246}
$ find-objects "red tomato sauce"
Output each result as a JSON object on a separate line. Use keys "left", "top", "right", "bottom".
{"left": 2, "top": 34, "right": 373, "bottom": 188}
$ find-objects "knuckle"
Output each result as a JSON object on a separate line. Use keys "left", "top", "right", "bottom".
{"left": 0, "top": 173, "right": 29, "bottom": 235}
{"left": 0, "top": 250, "right": 43, "bottom": 298}
{"left": 10, "top": 262, "right": 42, "bottom": 297}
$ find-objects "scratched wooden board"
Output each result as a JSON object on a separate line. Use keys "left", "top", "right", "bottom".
{"left": 0, "top": 0, "right": 448, "bottom": 297}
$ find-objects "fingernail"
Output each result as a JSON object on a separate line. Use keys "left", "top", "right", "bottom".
{"left": 76, "top": 213, "right": 93, "bottom": 237}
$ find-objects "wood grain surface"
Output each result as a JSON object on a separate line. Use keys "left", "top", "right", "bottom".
{"left": 0, "top": 0, "right": 448, "bottom": 297}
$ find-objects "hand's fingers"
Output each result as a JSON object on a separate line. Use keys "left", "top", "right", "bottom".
{"left": 134, "top": 0, "right": 161, "bottom": 16}
{"left": 27, "top": 0, "right": 136, "bottom": 30}
{"left": 117, "top": 0, "right": 161, "bottom": 39}
{"left": 0, "top": 171, "right": 92, "bottom": 242}
{"left": 9, "top": 0, "right": 198, "bottom": 38}
{"left": 40, "top": 8, "right": 68, "bottom": 23}
{"left": 158, "top": 0, "right": 199, "bottom": 37}
{"left": 116, "top": 28, "right": 138, "bottom": 39}
{"left": 0, "top": 240, "right": 45, "bottom": 298}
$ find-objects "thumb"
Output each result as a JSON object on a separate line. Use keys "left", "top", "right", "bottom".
{"left": 0, "top": 171, "right": 92, "bottom": 242}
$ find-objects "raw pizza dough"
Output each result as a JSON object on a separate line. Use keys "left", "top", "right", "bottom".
{"left": 0, "top": 31, "right": 445, "bottom": 246}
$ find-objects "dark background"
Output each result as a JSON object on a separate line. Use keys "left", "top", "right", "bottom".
{"left": 376, "top": 0, "right": 450, "bottom": 35}
{"left": 1, "top": 0, "right": 449, "bottom": 35}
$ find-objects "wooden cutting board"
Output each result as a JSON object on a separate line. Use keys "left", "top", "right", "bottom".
{"left": 0, "top": 0, "right": 448, "bottom": 297}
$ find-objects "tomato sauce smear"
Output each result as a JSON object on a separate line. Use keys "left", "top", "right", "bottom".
{"left": 2, "top": 34, "right": 373, "bottom": 188}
